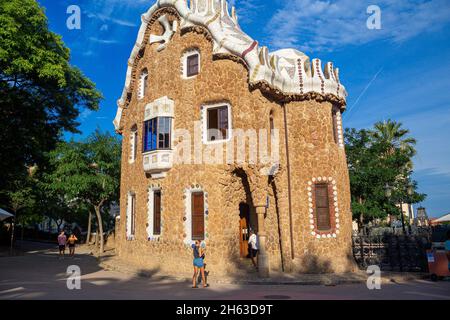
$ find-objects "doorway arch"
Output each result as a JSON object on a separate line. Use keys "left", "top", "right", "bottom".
{"left": 239, "top": 203, "right": 250, "bottom": 258}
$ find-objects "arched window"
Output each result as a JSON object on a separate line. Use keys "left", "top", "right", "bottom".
{"left": 129, "top": 124, "right": 138, "bottom": 163}
{"left": 138, "top": 69, "right": 148, "bottom": 100}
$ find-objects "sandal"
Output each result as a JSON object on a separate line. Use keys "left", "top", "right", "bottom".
{"left": 192, "top": 286, "right": 198, "bottom": 289}
{"left": 203, "top": 284, "right": 209, "bottom": 288}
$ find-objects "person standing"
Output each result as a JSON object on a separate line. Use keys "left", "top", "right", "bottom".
{"left": 57, "top": 230, "right": 67, "bottom": 259}
{"left": 248, "top": 229, "right": 259, "bottom": 270}
{"left": 68, "top": 233, "right": 78, "bottom": 258}
{"left": 192, "top": 241, "right": 208, "bottom": 288}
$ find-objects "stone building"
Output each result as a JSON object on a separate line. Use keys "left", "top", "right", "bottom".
{"left": 113, "top": 0, "right": 355, "bottom": 277}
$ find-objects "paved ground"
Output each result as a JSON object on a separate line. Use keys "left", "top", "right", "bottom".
{"left": 0, "top": 241, "right": 449, "bottom": 300}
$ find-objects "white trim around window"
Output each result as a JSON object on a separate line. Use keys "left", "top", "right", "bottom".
{"left": 183, "top": 186, "right": 209, "bottom": 246}
{"left": 201, "top": 102, "right": 233, "bottom": 145}
{"left": 181, "top": 49, "right": 201, "bottom": 79}
{"left": 129, "top": 126, "right": 138, "bottom": 164}
{"left": 126, "top": 191, "right": 136, "bottom": 241}
{"left": 138, "top": 69, "right": 148, "bottom": 100}
{"left": 147, "top": 187, "right": 162, "bottom": 240}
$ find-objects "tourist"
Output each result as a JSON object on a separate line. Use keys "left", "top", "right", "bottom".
{"left": 446, "top": 230, "right": 450, "bottom": 271}
{"left": 192, "top": 240, "right": 208, "bottom": 288}
{"left": 57, "top": 230, "right": 67, "bottom": 259}
{"left": 248, "top": 229, "right": 259, "bottom": 270}
{"left": 68, "top": 233, "right": 78, "bottom": 258}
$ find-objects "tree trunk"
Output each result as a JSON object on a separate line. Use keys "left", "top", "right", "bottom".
{"left": 94, "top": 205, "right": 105, "bottom": 255}
{"left": 56, "top": 219, "right": 62, "bottom": 233}
{"left": 10, "top": 212, "right": 16, "bottom": 256}
{"left": 86, "top": 211, "right": 92, "bottom": 244}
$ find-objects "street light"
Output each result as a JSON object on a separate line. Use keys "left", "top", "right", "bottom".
{"left": 407, "top": 185, "right": 414, "bottom": 227}
{"left": 385, "top": 183, "right": 392, "bottom": 198}
{"left": 385, "top": 184, "right": 395, "bottom": 232}
{"left": 385, "top": 183, "right": 406, "bottom": 235}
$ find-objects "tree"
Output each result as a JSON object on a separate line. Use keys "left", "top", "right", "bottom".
{"left": 371, "top": 119, "right": 417, "bottom": 158}
{"left": 345, "top": 123, "right": 426, "bottom": 229}
{"left": 0, "top": 0, "right": 102, "bottom": 196}
{"left": 45, "top": 130, "right": 121, "bottom": 254}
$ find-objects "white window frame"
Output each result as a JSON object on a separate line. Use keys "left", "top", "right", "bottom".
{"left": 201, "top": 102, "right": 233, "bottom": 145}
{"left": 147, "top": 187, "right": 162, "bottom": 240}
{"left": 138, "top": 69, "right": 148, "bottom": 100}
{"left": 183, "top": 187, "right": 209, "bottom": 246}
{"left": 129, "top": 126, "right": 138, "bottom": 164}
{"left": 126, "top": 191, "right": 136, "bottom": 241}
{"left": 181, "top": 49, "right": 201, "bottom": 79}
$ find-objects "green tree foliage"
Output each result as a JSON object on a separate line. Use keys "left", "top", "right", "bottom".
{"left": 0, "top": 0, "right": 102, "bottom": 194}
{"left": 345, "top": 120, "right": 426, "bottom": 227}
{"left": 45, "top": 130, "right": 121, "bottom": 253}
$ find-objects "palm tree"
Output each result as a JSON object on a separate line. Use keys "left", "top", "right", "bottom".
{"left": 371, "top": 119, "right": 417, "bottom": 157}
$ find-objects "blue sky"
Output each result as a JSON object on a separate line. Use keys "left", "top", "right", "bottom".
{"left": 36, "top": 0, "right": 450, "bottom": 218}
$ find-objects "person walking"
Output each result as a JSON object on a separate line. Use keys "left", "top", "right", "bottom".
{"left": 192, "top": 241, "right": 208, "bottom": 288}
{"left": 68, "top": 233, "right": 78, "bottom": 258}
{"left": 57, "top": 230, "right": 67, "bottom": 259}
{"left": 248, "top": 229, "right": 259, "bottom": 270}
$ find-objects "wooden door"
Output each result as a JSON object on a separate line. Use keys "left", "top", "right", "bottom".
{"left": 153, "top": 191, "right": 161, "bottom": 236}
{"left": 191, "top": 192, "right": 204, "bottom": 240}
{"left": 239, "top": 203, "right": 250, "bottom": 258}
{"left": 315, "top": 184, "right": 331, "bottom": 230}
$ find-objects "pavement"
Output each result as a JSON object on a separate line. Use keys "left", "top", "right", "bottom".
{"left": 99, "top": 254, "right": 428, "bottom": 286}
{"left": 0, "top": 241, "right": 449, "bottom": 300}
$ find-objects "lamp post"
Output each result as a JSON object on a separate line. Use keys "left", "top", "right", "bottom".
{"left": 385, "top": 183, "right": 406, "bottom": 235}
{"left": 385, "top": 183, "right": 394, "bottom": 232}
{"left": 406, "top": 185, "right": 414, "bottom": 231}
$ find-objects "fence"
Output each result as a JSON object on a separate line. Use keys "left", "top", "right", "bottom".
{"left": 352, "top": 233, "right": 431, "bottom": 272}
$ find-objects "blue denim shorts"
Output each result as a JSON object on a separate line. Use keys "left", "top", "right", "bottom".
{"left": 193, "top": 258, "right": 204, "bottom": 268}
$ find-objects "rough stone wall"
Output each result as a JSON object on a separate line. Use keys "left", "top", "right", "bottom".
{"left": 115, "top": 9, "right": 355, "bottom": 276}
{"left": 115, "top": 10, "right": 283, "bottom": 276}
{"left": 284, "top": 100, "right": 355, "bottom": 273}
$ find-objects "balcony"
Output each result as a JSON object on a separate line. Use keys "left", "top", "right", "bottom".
{"left": 143, "top": 150, "right": 173, "bottom": 179}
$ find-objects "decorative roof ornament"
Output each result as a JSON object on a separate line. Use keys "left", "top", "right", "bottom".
{"left": 149, "top": 14, "right": 178, "bottom": 51}
{"left": 114, "top": 0, "right": 348, "bottom": 131}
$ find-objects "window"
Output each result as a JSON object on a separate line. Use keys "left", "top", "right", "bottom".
{"left": 187, "top": 54, "right": 199, "bottom": 77}
{"left": 139, "top": 69, "right": 148, "bottom": 100}
{"left": 207, "top": 105, "right": 229, "bottom": 142}
{"left": 332, "top": 107, "right": 339, "bottom": 144}
{"left": 314, "top": 184, "right": 332, "bottom": 231}
{"left": 191, "top": 192, "right": 204, "bottom": 240}
{"left": 127, "top": 192, "right": 136, "bottom": 239}
{"left": 269, "top": 111, "right": 275, "bottom": 138}
{"left": 182, "top": 49, "right": 201, "bottom": 79}
{"left": 129, "top": 125, "right": 138, "bottom": 163}
{"left": 143, "top": 117, "right": 172, "bottom": 152}
{"left": 153, "top": 191, "right": 161, "bottom": 236}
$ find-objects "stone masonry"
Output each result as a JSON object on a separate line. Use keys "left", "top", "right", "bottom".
{"left": 114, "top": 1, "right": 356, "bottom": 278}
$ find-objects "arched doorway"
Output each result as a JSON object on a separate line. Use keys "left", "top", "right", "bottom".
{"left": 239, "top": 203, "right": 250, "bottom": 258}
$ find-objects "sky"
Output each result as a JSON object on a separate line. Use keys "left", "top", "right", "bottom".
{"left": 36, "top": 0, "right": 450, "bottom": 218}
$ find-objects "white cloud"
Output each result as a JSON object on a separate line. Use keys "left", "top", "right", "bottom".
{"left": 232, "top": 0, "right": 265, "bottom": 25}
{"left": 267, "top": 0, "right": 450, "bottom": 52}
{"left": 88, "top": 37, "right": 119, "bottom": 44}
{"left": 87, "top": 13, "right": 137, "bottom": 28}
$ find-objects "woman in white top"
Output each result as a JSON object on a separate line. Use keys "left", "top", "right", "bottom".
{"left": 248, "top": 229, "right": 258, "bottom": 270}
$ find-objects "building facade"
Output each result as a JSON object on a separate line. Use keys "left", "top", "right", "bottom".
{"left": 113, "top": 0, "right": 355, "bottom": 276}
